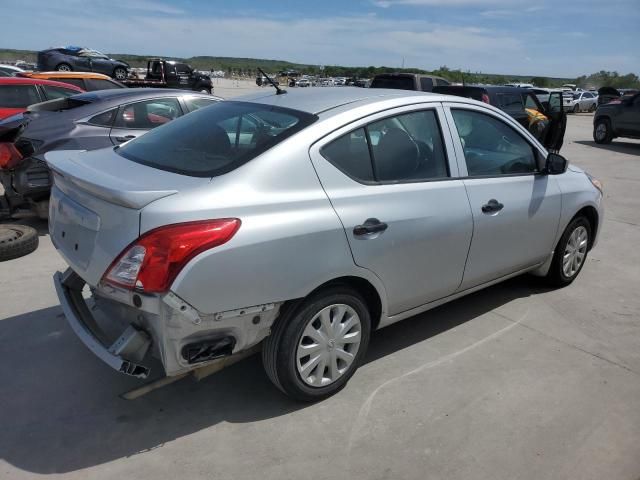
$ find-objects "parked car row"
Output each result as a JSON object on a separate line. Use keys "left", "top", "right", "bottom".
{"left": 0, "top": 89, "right": 220, "bottom": 219}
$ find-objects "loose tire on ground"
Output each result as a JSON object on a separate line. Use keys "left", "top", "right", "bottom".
{"left": 262, "top": 286, "right": 371, "bottom": 402}
{"left": 545, "top": 216, "right": 591, "bottom": 287}
{"left": 0, "top": 224, "right": 39, "bottom": 261}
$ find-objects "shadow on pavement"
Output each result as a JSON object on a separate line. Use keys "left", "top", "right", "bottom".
{"left": 0, "top": 275, "right": 544, "bottom": 474}
{"left": 574, "top": 140, "right": 640, "bottom": 156}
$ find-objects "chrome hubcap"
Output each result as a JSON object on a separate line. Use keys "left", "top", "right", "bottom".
{"left": 58, "top": 65, "right": 70, "bottom": 71}
{"left": 296, "top": 304, "right": 362, "bottom": 387}
{"left": 115, "top": 69, "right": 126, "bottom": 79}
{"left": 563, "top": 226, "right": 588, "bottom": 277}
{"left": 596, "top": 123, "right": 607, "bottom": 140}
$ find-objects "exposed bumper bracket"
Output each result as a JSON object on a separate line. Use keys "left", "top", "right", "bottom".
{"left": 54, "top": 269, "right": 151, "bottom": 379}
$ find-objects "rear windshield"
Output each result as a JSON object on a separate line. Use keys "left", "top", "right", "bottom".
{"left": 0, "top": 85, "right": 40, "bottom": 108}
{"left": 116, "top": 101, "right": 317, "bottom": 177}
{"left": 370, "top": 76, "right": 415, "bottom": 90}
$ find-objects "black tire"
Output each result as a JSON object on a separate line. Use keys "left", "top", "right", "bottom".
{"left": 545, "top": 216, "right": 591, "bottom": 287}
{"left": 55, "top": 63, "right": 72, "bottom": 72}
{"left": 0, "top": 224, "right": 39, "bottom": 261}
{"left": 113, "top": 67, "right": 127, "bottom": 80}
{"left": 589, "top": 103, "right": 596, "bottom": 113}
{"left": 593, "top": 118, "right": 613, "bottom": 144}
{"left": 573, "top": 104, "right": 580, "bottom": 113}
{"left": 262, "top": 286, "right": 371, "bottom": 402}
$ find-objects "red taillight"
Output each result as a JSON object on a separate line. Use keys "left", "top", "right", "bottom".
{"left": 103, "top": 219, "right": 241, "bottom": 293}
{"left": 481, "top": 93, "right": 490, "bottom": 104}
{"left": 0, "top": 143, "right": 23, "bottom": 170}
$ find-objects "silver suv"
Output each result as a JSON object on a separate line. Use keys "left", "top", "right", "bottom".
{"left": 49, "top": 88, "right": 604, "bottom": 401}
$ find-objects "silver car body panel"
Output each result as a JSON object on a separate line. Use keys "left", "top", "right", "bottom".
{"left": 48, "top": 88, "right": 604, "bottom": 378}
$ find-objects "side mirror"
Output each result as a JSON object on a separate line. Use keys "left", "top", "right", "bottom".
{"left": 545, "top": 152, "right": 568, "bottom": 175}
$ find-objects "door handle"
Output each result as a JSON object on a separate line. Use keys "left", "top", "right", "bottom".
{"left": 115, "top": 135, "right": 136, "bottom": 142}
{"left": 353, "top": 218, "right": 388, "bottom": 236}
{"left": 481, "top": 199, "right": 504, "bottom": 213}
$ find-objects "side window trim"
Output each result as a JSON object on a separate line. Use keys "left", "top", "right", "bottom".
{"left": 441, "top": 102, "right": 548, "bottom": 179}
{"left": 314, "top": 103, "right": 460, "bottom": 185}
{"left": 114, "top": 97, "right": 184, "bottom": 130}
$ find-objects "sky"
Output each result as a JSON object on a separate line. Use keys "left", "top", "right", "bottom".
{"left": 1, "top": 0, "right": 639, "bottom": 77}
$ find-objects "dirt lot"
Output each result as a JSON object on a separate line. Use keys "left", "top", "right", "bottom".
{"left": 0, "top": 112, "right": 639, "bottom": 480}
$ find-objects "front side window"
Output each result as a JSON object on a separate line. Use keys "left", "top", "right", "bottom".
{"left": 0, "top": 85, "right": 40, "bottom": 108}
{"left": 524, "top": 94, "right": 539, "bottom": 110}
{"left": 451, "top": 109, "right": 537, "bottom": 176}
{"left": 86, "top": 79, "right": 122, "bottom": 90}
{"left": 42, "top": 85, "right": 79, "bottom": 100}
{"left": 321, "top": 109, "right": 449, "bottom": 183}
{"left": 49, "top": 77, "right": 85, "bottom": 89}
{"left": 114, "top": 98, "right": 182, "bottom": 129}
{"left": 117, "top": 101, "right": 317, "bottom": 177}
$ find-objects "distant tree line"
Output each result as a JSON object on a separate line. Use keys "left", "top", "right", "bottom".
{"left": 0, "top": 48, "right": 638, "bottom": 88}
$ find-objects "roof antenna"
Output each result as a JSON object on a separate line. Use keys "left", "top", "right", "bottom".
{"left": 258, "top": 68, "right": 286, "bottom": 95}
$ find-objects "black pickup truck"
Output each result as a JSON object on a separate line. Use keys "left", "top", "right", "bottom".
{"left": 122, "top": 59, "right": 214, "bottom": 94}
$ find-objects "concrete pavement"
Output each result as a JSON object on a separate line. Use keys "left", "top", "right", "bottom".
{"left": 0, "top": 113, "right": 639, "bottom": 479}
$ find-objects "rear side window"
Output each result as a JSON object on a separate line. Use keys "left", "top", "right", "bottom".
{"left": 117, "top": 101, "right": 317, "bottom": 177}
{"left": 321, "top": 110, "right": 449, "bottom": 183}
{"left": 184, "top": 96, "right": 219, "bottom": 112}
{"left": 50, "top": 78, "right": 85, "bottom": 89}
{"left": 85, "top": 79, "right": 122, "bottom": 90}
{"left": 321, "top": 128, "right": 374, "bottom": 182}
{"left": 370, "top": 76, "right": 415, "bottom": 90}
{"left": 42, "top": 85, "right": 79, "bottom": 100}
{"left": 88, "top": 108, "right": 117, "bottom": 127}
{"left": 497, "top": 93, "right": 524, "bottom": 111}
{"left": 419, "top": 77, "right": 434, "bottom": 90}
{"left": 0, "top": 85, "right": 40, "bottom": 107}
{"left": 114, "top": 98, "right": 182, "bottom": 129}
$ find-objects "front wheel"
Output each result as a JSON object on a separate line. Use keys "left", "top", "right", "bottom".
{"left": 573, "top": 104, "right": 580, "bottom": 113}
{"left": 589, "top": 103, "right": 596, "bottom": 112}
{"left": 113, "top": 67, "right": 127, "bottom": 80}
{"left": 56, "top": 63, "right": 72, "bottom": 72}
{"left": 262, "top": 287, "right": 371, "bottom": 401}
{"left": 545, "top": 216, "right": 591, "bottom": 287}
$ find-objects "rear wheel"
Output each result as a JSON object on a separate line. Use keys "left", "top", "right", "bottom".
{"left": 113, "top": 67, "right": 127, "bottom": 80}
{"left": 199, "top": 88, "right": 211, "bottom": 94}
{"left": 56, "top": 63, "right": 72, "bottom": 72}
{"left": 262, "top": 287, "right": 371, "bottom": 401}
{"left": 545, "top": 216, "right": 591, "bottom": 287}
{"left": 0, "top": 224, "right": 39, "bottom": 261}
{"left": 594, "top": 118, "right": 613, "bottom": 144}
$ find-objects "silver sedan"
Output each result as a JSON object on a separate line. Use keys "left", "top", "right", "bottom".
{"left": 48, "top": 88, "right": 604, "bottom": 401}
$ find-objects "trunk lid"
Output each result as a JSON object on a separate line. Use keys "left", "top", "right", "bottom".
{"left": 46, "top": 147, "right": 210, "bottom": 286}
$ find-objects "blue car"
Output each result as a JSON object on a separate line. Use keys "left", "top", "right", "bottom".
{"left": 37, "top": 46, "right": 129, "bottom": 80}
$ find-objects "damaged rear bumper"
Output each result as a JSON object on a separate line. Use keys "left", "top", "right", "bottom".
{"left": 53, "top": 269, "right": 151, "bottom": 378}
{"left": 54, "top": 268, "right": 282, "bottom": 380}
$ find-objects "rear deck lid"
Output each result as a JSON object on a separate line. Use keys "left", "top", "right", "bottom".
{"left": 46, "top": 147, "right": 210, "bottom": 285}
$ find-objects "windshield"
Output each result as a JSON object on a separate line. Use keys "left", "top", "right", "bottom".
{"left": 117, "top": 101, "right": 317, "bottom": 177}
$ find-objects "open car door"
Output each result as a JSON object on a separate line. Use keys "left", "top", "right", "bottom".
{"left": 542, "top": 91, "right": 566, "bottom": 152}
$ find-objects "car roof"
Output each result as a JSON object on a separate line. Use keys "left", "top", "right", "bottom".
{"left": 68, "top": 87, "right": 207, "bottom": 103}
{"left": 0, "top": 64, "right": 24, "bottom": 71}
{"left": 21, "top": 71, "right": 113, "bottom": 80}
{"left": 234, "top": 87, "right": 440, "bottom": 115}
{"left": 0, "top": 77, "right": 84, "bottom": 90}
